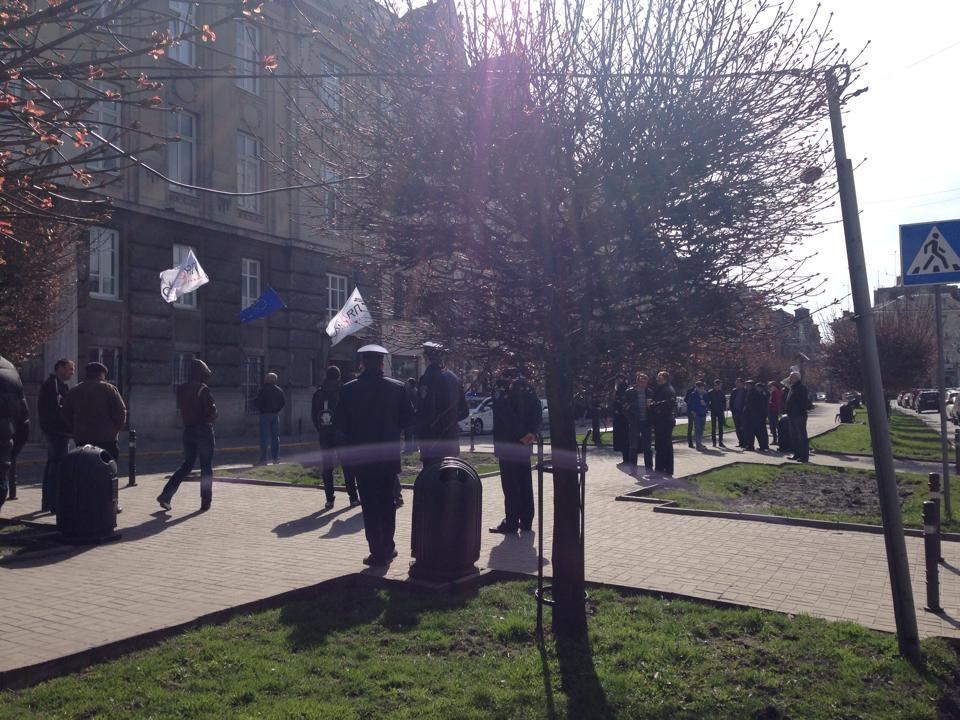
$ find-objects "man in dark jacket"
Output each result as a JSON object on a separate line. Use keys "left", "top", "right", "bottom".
{"left": 157, "top": 359, "right": 218, "bottom": 511}
{"left": 610, "top": 375, "right": 629, "bottom": 460}
{"left": 415, "top": 342, "right": 468, "bottom": 468}
{"left": 62, "top": 362, "right": 126, "bottom": 461}
{"left": 255, "top": 372, "right": 286, "bottom": 465}
{"left": 37, "top": 358, "right": 75, "bottom": 513}
{"left": 785, "top": 371, "right": 810, "bottom": 462}
{"left": 744, "top": 380, "right": 769, "bottom": 451}
{"left": 650, "top": 371, "right": 677, "bottom": 476}
{"left": 311, "top": 366, "right": 359, "bottom": 510}
{"left": 623, "top": 372, "right": 651, "bottom": 472}
{"left": 729, "top": 378, "right": 749, "bottom": 448}
{"left": 334, "top": 345, "right": 413, "bottom": 566}
{"left": 683, "top": 385, "right": 698, "bottom": 448}
{"left": 489, "top": 367, "right": 542, "bottom": 534}
{"left": 706, "top": 379, "right": 727, "bottom": 448}
{"left": 0, "top": 355, "right": 30, "bottom": 512}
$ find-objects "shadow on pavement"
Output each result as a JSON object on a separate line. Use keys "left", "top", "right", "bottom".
{"left": 320, "top": 511, "right": 364, "bottom": 538}
{"left": 488, "top": 530, "right": 541, "bottom": 573}
{"left": 272, "top": 506, "right": 351, "bottom": 538}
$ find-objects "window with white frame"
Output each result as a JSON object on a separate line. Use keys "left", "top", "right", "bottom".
{"left": 326, "top": 273, "right": 348, "bottom": 322}
{"left": 89, "top": 227, "right": 119, "bottom": 299}
{"left": 235, "top": 22, "right": 261, "bottom": 95}
{"left": 236, "top": 132, "right": 261, "bottom": 212}
{"left": 89, "top": 346, "right": 122, "bottom": 390}
{"left": 167, "top": 1, "right": 195, "bottom": 66}
{"left": 242, "top": 356, "right": 263, "bottom": 413}
{"left": 171, "top": 351, "right": 195, "bottom": 386}
{"left": 241, "top": 258, "right": 261, "bottom": 310}
{"left": 317, "top": 58, "right": 342, "bottom": 116}
{"left": 172, "top": 244, "right": 198, "bottom": 308}
{"left": 167, "top": 111, "right": 196, "bottom": 192}
{"left": 320, "top": 163, "right": 339, "bottom": 220}
{"left": 87, "top": 83, "right": 119, "bottom": 171}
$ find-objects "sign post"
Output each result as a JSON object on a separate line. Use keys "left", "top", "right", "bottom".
{"left": 900, "top": 219, "right": 960, "bottom": 519}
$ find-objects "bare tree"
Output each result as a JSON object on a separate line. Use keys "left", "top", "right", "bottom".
{"left": 281, "top": 0, "right": 861, "bottom": 635}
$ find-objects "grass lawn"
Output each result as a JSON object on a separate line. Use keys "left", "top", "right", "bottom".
{"left": 652, "top": 462, "right": 960, "bottom": 533}
{"left": 223, "top": 452, "right": 502, "bottom": 487}
{"left": 0, "top": 522, "right": 62, "bottom": 560}
{"left": 811, "top": 408, "right": 942, "bottom": 461}
{"left": 1, "top": 580, "right": 957, "bottom": 719}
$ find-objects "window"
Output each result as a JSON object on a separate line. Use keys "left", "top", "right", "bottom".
{"left": 87, "top": 83, "right": 119, "bottom": 171}
{"left": 89, "top": 347, "right": 122, "bottom": 390}
{"left": 242, "top": 356, "right": 264, "bottom": 413}
{"left": 172, "top": 244, "right": 197, "bottom": 308}
{"left": 89, "top": 227, "right": 119, "bottom": 299}
{"left": 235, "top": 22, "right": 261, "bottom": 95}
{"left": 167, "top": 1, "right": 196, "bottom": 66}
{"left": 326, "top": 273, "right": 348, "bottom": 322}
{"left": 241, "top": 257, "right": 261, "bottom": 309}
{"left": 172, "top": 351, "right": 195, "bottom": 385}
{"left": 236, "top": 132, "right": 261, "bottom": 212}
{"left": 167, "top": 111, "right": 196, "bottom": 192}
{"left": 320, "top": 163, "right": 339, "bottom": 220}
{"left": 317, "top": 58, "right": 342, "bottom": 116}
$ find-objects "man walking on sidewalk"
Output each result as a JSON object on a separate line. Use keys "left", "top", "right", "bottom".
{"left": 157, "top": 359, "right": 218, "bottom": 512}
{"left": 255, "top": 372, "right": 285, "bottom": 465}
{"left": 38, "top": 358, "right": 74, "bottom": 513}
{"left": 312, "top": 366, "right": 360, "bottom": 510}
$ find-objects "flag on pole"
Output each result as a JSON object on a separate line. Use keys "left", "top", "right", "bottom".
{"left": 159, "top": 249, "right": 209, "bottom": 303}
{"left": 239, "top": 286, "right": 287, "bottom": 323}
{"left": 325, "top": 286, "right": 374, "bottom": 346}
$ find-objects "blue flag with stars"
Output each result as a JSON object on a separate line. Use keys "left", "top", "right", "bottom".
{"left": 239, "top": 286, "right": 286, "bottom": 323}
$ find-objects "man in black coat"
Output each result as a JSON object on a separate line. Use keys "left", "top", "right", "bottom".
{"left": 610, "top": 375, "right": 629, "bottom": 460}
{"left": 0, "top": 355, "right": 30, "bottom": 512}
{"left": 744, "top": 380, "right": 770, "bottom": 451}
{"left": 255, "top": 372, "right": 286, "bottom": 465}
{"left": 785, "top": 371, "right": 810, "bottom": 462}
{"left": 650, "top": 371, "right": 677, "bottom": 476}
{"left": 489, "top": 367, "right": 542, "bottom": 534}
{"left": 312, "top": 366, "right": 360, "bottom": 510}
{"left": 415, "top": 342, "right": 468, "bottom": 468}
{"left": 706, "top": 379, "right": 727, "bottom": 448}
{"left": 623, "top": 372, "right": 652, "bottom": 472}
{"left": 729, "top": 378, "right": 749, "bottom": 448}
{"left": 37, "top": 358, "right": 75, "bottom": 513}
{"left": 334, "top": 345, "right": 413, "bottom": 566}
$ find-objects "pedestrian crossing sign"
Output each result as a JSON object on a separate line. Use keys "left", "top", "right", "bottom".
{"left": 900, "top": 219, "right": 960, "bottom": 286}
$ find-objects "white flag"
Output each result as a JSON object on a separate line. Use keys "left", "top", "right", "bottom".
{"left": 159, "top": 249, "right": 209, "bottom": 304}
{"left": 326, "top": 287, "right": 374, "bottom": 346}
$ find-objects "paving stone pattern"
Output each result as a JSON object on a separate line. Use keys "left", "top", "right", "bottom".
{"left": 1, "top": 406, "right": 957, "bottom": 677}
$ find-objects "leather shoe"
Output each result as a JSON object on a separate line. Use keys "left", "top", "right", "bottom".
{"left": 489, "top": 523, "right": 518, "bottom": 534}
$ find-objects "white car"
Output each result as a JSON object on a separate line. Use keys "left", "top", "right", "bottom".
{"left": 458, "top": 395, "right": 549, "bottom": 434}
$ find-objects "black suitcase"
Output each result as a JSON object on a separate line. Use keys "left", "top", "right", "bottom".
{"left": 57, "top": 445, "right": 119, "bottom": 541}
{"left": 777, "top": 417, "right": 792, "bottom": 454}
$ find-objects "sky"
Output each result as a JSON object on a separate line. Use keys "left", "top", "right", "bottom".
{"left": 797, "top": 0, "right": 960, "bottom": 324}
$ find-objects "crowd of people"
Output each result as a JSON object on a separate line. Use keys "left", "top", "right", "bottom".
{"left": 610, "top": 370, "right": 811, "bottom": 478}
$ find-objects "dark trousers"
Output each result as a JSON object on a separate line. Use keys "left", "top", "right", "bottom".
{"left": 42, "top": 434, "right": 70, "bottom": 512}
{"left": 745, "top": 416, "right": 769, "bottom": 450}
{"left": 768, "top": 411, "right": 780, "bottom": 444}
{"left": 731, "top": 410, "right": 746, "bottom": 447}
{"left": 160, "top": 425, "right": 215, "bottom": 503}
{"left": 653, "top": 420, "right": 674, "bottom": 475}
{"left": 498, "top": 457, "right": 534, "bottom": 530}
{"left": 710, "top": 412, "right": 725, "bottom": 445}
{"left": 789, "top": 414, "right": 809, "bottom": 461}
{"left": 356, "top": 471, "right": 398, "bottom": 560}
{"left": 625, "top": 420, "right": 651, "bottom": 468}
{"left": 0, "top": 436, "right": 11, "bottom": 507}
{"left": 319, "top": 444, "right": 358, "bottom": 503}
{"left": 259, "top": 413, "right": 280, "bottom": 462}
{"left": 687, "top": 412, "right": 696, "bottom": 446}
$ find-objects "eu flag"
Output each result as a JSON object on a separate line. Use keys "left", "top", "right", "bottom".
{"left": 239, "top": 286, "right": 286, "bottom": 323}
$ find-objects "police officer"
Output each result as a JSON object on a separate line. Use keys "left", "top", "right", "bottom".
{"left": 489, "top": 367, "right": 542, "bottom": 534}
{"left": 415, "top": 342, "right": 468, "bottom": 468}
{"left": 0, "top": 355, "right": 30, "bottom": 513}
{"left": 334, "top": 345, "right": 413, "bottom": 566}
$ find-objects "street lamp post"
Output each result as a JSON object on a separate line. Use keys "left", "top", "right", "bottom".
{"left": 825, "top": 67, "right": 921, "bottom": 664}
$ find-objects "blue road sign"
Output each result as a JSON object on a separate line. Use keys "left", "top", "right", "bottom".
{"left": 900, "top": 219, "right": 960, "bottom": 286}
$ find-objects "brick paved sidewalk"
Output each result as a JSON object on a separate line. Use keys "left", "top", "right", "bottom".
{"left": 1, "top": 404, "right": 957, "bottom": 685}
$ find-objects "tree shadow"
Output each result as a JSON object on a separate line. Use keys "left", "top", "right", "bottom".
{"left": 554, "top": 632, "right": 614, "bottom": 719}
{"left": 279, "top": 579, "right": 389, "bottom": 651}
{"left": 941, "top": 561, "right": 960, "bottom": 576}
{"left": 272, "top": 506, "right": 351, "bottom": 538}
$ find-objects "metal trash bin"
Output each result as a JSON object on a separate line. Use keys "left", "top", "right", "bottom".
{"left": 57, "top": 445, "right": 119, "bottom": 541}
{"left": 409, "top": 457, "right": 482, "bottom": 580}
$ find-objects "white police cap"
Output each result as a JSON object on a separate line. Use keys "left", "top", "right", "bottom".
{"left": 357, "top": 344, "right": 389, "bottom": 355}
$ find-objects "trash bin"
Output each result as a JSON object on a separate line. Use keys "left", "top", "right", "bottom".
{"left": 57, "top": 444, "right": 119, "bottom": 541}
{"left": 409, "top": 457, "right": 482, "bottom": 580}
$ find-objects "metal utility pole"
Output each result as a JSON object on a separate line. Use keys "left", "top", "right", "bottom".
{"left": 826, "top": 68, "right": 921, "bottom": 664}
{"left": 934, "top": 286, "right": 954, "bottom": 517}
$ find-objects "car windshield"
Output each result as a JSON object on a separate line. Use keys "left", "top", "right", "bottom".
{"left": 467, "top": 397, "right": 486, "bottom": 410}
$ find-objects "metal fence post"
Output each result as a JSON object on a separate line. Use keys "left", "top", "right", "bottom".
{"left": 923, "top": 501, "right": 942, "bottom": 612}
{"left": 127, "top": 429, "right": 137, "bottom": 487}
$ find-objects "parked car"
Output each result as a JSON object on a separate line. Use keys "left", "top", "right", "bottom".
{"left": 946, "top": 392, "right": 960, "bottom": 424}
{"left": 843, "top": 392, "right": 862, "bottom": 408}
{"left": 459, "top": 396, "right": 494, "bottom": 434}
{"left": 675, "top": 397, "right": 687, "bottom": 416}
{"left": 816, "top": 392, "right": 826, "bottom": 402}
{"left": 915, "top": 390, "right": 940, "bottom": 413}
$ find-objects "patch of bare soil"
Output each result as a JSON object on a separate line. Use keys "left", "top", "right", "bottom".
{"left": 722, "top": 468, "right": 913, "bottom": 516}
